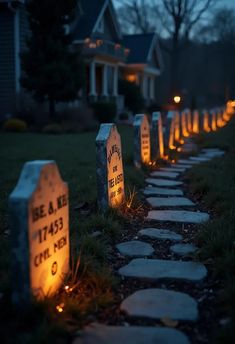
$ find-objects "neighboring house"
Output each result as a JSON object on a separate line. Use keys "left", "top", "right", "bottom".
{"left": 0, "top": 0, "right": 30, "bottom": 117}
{"left": 0, "top": 0, "right": 163, "bottom": 118}
{"left": 122, "top": 33, "right": 163, "bottom": 106}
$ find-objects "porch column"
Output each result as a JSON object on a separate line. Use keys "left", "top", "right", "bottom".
{"left": 89, "top": 60, "right": 96, "bottom": 96}
{"left": 113, "top": 65, "right": 118, "bottom": 96}
{"left": 102, "top": 64, "right": 108, "bottom": 96}
{"left": 150, "top": 77, "right": 155, "bottom": 100}
{"left": 142, "top": 74, "right": 147, "bottom": 99}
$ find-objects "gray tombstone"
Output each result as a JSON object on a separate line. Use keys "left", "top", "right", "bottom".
{"left": 96, "top": 123, "right": 125, "bottom": 211}
{"left": 192, "top": 110, "right": 199, "bottom": 133}
{"left": 9, "top": 161, "right": 69, "bottom": 305}
{"left": 151, "top": 112, "right": 164, "bottom": 161}
{"left": 133, "top": 114, "right": 151, "bottom": 167}
{"left": 185, "top": 109, "right": 192, "bottom": 134}
{"left": 164, "top": 111, "right": 175, "bottom": 150}
{"left": 202, "top": 110, "right": 210, "bottom": 132}
{"left": 210, "top": 109, "right": 217, "bottom": 131}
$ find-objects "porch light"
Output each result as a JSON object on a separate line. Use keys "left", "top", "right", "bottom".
{"left": 126, "top": 74, "right": 137, "bottom": 83}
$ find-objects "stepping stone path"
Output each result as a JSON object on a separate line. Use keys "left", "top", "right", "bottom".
{"left": 74, "top": 149, "right": 225, "bottom": 343}
{"left": 147, "top": 210, "right": 209, "bottom": 223}
{"left": 73, "top": 323, "right": 190, "bottom": 344}
{"left": 172, "top": 163, "right": 191, "bottom": 169}
{"left": 120, "top": 288, "right": 198, "bottom": 321}
{"left": 119, "top": 258, "right": 207, "bottom": 282}
{"left": 189, "top": 156, "right": 211, "bottom": 162}
{"left": 178, "top": 159, "right": 199, "bottom": 165}
{"left": 146, "top": 197, "right": 195, "bottom": 208}
{"left": 138, "top": 227, "right": 183, "bottom": 241}
{"left": 170, "top": 243, "right": 198, "bottom": 256}
{"left": 160, "top": 167, "right": 185, "bottom": 172}
{"left": 146, "top": 178, "right": 183, "bottom": 187}
{"left": 150, "top": 171, "right": 179, "bottom": 179}
{"left": 143, "top": 186, "right": 184, "bottom": 196}
{"left": 116, "top": 240, "right": 154, "bottom": 257}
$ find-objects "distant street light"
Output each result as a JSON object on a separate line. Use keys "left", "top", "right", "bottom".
{"left": 173, "top": 95, "right": 181, "bottom": 104}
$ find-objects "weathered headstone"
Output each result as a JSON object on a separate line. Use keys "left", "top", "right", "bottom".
{"left": 202, "top": 110, "right": 211, "bottom": 132}
{"left": 151, "top": 111, "right": 164, "bottom": 161}
{"left": 210, "top": 109, "right": 217, "bottom": 131}
{"left": 133, "top": 114, "right": 151, "bottom": 167}
{"left": 96, "top": 123, "right": 125, "bottom": 210}
{"left": 9, "top": 161, "right": 69, "bottom": 304}
{"left": 181, "top": 110, "right": 189, "bottom": 137}
{"left": 192, "top": 110, "right": 199, "bottom": 133}
{"left": 185, "top": 109, "right": 192, "bottom": 134}
{"left": 174, "top": 111, "right": 181, "bottom": 143}
{"left": 164, "top": 111, "right": 175, "bottom": 150}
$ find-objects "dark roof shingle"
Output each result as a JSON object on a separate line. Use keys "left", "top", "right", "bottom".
{"left": 123, "top": 33, "right": 155, "bottom": 64}
{"left": 72, "top": 0, "right": 106, "bottom": 40}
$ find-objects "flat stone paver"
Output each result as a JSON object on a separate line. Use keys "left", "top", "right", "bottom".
{"left": 150, "top": 171, "right": 179, "bottom": 179}
{"left": 160, "top": 167, "right": 185, "bottom": 173}
{"left": 73, "top": 323, "right": 190, "bottom": 344}
{"left": 118, "top": 258, "right": 207, "bottom": 282}
{"left": 202, "top": 148, "right": 223, "bottom": 153}
{"left": 172, "top": 164, "right": 192, "bottom": 169}
{"left": 170, "top": 243, "right": 198, "bottom": 256}
{"left": 146, "top": 178, "right": 183, "bottom": 187}
{"left": 147, "top": 197, "right": 195, "bottom": 208}
{"left": 121, "top": 288, "right": 198, "bottom": 321}
{"left": 202, "top": 151, "right": 224, "bottom": 157}
{"left": 147, "top": 210, "right": 209, "bottom": 224}
{"left": 178, "top": 159, "right": 199, "bottom": 165}
{"left": 143, "top": 186, "right": 184, "bottom": 196}
{"left": 138, "top": 228, "right": 182, "bottom": 241}
{"left": 189, "top": 156, "right": 211, "bottom": 162}
{"left": 116, "top": 240, "right": 154, "bottom": 257}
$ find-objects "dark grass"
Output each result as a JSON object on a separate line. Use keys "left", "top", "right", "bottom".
{"left": 0, "top": 124, "right": 145, "bottom": 342}
{"left": 187, "top": 117, "right": 235, "bottom": 343}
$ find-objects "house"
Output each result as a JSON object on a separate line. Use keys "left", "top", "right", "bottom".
{"left": 122, "top": 33, "right": 163, "bottom": 106}
{"left": 0, "top": 0, "right": 163, "bottom": 118}
{"left": 0, "top": 0, "right": 30, "bottom": 117}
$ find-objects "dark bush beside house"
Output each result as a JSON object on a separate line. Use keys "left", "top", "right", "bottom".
{"left": 119, "top": 79, "right": 145, "bottom": 114}
{"left": 2, "top": 118, "right": 28, "bottom": 132}
{"left": 92, "top": 102, "right": 117, "bottom": 123}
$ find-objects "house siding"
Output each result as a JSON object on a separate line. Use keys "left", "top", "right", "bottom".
{"left": 0, "top": 7, "right": 16, "bottom": 116}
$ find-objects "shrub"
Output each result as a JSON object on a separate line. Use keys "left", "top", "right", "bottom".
{"left": 118, "top": 79, "right": 144, "bottom": 113}
{"left": 2, "top": 118, "right": 28, "bottom": 132}
{"left": 92, "top": 101, "right": 116, "bottom": 123}
{"left": 119, "top": 112, "right": 129, "bottom": 120}
{"left": 42, "top": 123, "right": 63, "bottom": 134}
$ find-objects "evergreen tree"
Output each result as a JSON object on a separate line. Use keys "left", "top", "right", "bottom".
{"left": 21, "top": 0, "right": 85, "bottom": 120}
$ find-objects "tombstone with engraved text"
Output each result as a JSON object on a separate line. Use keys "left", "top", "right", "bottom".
{"left": 9, "top": 160, "right": 69, "bottom": 304}
{"left": 134, "top": 114, "right": 151, "bottom": 167}
{"left": 96, "top": 123, "right": 125, "bottom": 211}
{"left": 151, "top": 111, "right": 164, "bottom": 162}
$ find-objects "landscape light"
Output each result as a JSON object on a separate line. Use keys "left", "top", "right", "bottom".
{"left": 173, "top": 96, "right": 181, "bottom": 104}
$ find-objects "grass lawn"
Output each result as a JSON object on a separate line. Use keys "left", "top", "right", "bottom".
{"left": 187, "top": 117, "right": 235, "bottom": 343}
{"left": 0, "top": 125, "right": 145, "bottom": 343}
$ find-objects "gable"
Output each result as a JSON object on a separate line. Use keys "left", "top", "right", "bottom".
{"left": 150, "top": 48, "right": 161, "bottom": 69}
{"left": 92, "top": 1, "right": 121, "bottom": 42}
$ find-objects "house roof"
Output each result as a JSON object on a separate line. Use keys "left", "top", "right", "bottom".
{"left": 72, "top": 0, "right": 121, "bottom": 42}
{"left": 122, "top": 33, "right": 156, "bottom": 64}
{"left": 72, "top": 0, "right": 105, "bottom": 40}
